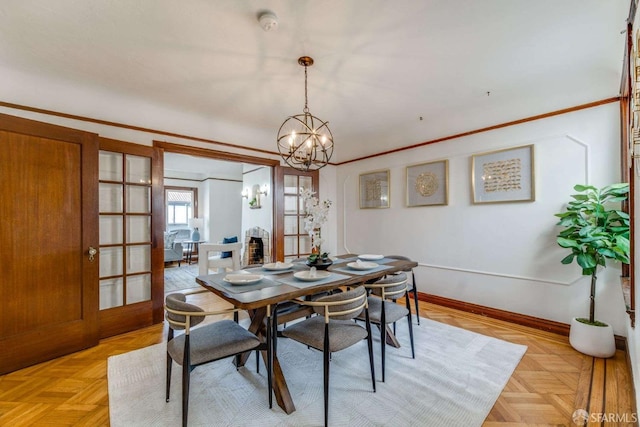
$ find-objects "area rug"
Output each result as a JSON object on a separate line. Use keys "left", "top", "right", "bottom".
{"left": 108, "top": 319, "right": 526, "bottom": 427}
{"left": 164, "top": 263, "right": 200, "bottom": 292}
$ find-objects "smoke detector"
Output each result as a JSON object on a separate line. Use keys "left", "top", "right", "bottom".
{"left": 258, "top": 11, "right": 278, "bottom": 32}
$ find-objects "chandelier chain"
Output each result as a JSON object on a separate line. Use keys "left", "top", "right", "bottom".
{"left": 303, "top": 64, "right": 309, "bottom": 114}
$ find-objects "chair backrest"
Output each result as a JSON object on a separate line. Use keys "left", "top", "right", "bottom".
{"left": 384, "top": 255, "right": 414, "bottom": 272}
{"left": 369, "top": 272, "right": 408, "bottom": 300}
{"left": 313, "top": 286, "right": 367, "bottom": 321}
{"left": 198, "top": 242, "right": 242, "bottom": 275}
{"left": 165, "top": 293, "right": 205, "bottom": 332}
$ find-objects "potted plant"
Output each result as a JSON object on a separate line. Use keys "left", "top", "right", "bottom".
{"left": 300, "top": 189, "right": 333, "bottom": 270}
{"left": 554, "top": 183, "right": 630, "bottom": 358}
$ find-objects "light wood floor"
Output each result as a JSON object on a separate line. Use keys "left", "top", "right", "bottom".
{"left": 0, "top": 293, "right": 635, "bottom": 426}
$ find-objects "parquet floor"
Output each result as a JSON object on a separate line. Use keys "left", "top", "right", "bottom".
{"left": 0, "top": 293, "right": 635, "bottom": 426}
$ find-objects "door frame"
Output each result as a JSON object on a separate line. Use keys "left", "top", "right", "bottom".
{"left": 153, "top": 141, "right": 280, "bottom": 286}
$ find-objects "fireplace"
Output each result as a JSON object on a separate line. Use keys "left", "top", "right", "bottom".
{"left": 243, "top": 227, "right": 271, "bottom": 266}
{"left": 248, "top": 237, "right": 264, "bottom": 265}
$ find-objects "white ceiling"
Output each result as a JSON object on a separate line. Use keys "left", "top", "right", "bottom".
{"left": 0, "top": 1, "right": 631, "bottom": 163}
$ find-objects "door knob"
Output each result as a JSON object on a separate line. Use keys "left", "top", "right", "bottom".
{"left": 88, "top": 246, "right": 98, "bottom": 262}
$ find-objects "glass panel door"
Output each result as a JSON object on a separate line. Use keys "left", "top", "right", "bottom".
{"left": 275, "top": 167, "right": 318, "bottom": 262}
{"left": 99, "top": 151, "right": 152, "bottom": 309}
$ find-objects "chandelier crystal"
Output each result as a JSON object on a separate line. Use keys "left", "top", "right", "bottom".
{"left": 277, "top": 56, "right": 334, "bottom": 171}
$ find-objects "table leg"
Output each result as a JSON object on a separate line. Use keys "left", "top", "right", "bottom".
{"left": 384, "top": 325, "right": 401, "bottom": 348}
{"left": 244, "top": 306, "right": 297, "bottom": 414}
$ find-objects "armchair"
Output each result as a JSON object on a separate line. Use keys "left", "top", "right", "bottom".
{"left": 164, "top": 231, "right": 184, "bottom": 265}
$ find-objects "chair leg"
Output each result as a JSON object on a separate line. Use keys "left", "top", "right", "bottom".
{"left": 412, "top": 270, "right": 420, "bottom": 325}
{"left": 380, "top": 300, "right": 387, "bottom": 383}
{"left": 273, "top": 306, "right": 278, "bottom": 359}
{"left": 323, "top": 323, "right": 330, "bottom": 427}
{"left": 166, "top": 353, "right": 172, "bottom": 402}
{"left": 365, "top": 308, "right": 376, "bottom": 392}
{"left": 266, "top": 311, "right": 273, "bottom": 409}
{"left": 182, "top": 336, "right": 191, "bottom": 427}
{"left": 405, "top": 296, "right": 415, "bottom": 359}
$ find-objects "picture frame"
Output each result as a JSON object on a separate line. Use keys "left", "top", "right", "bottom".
{"left": 471, "top": 144, "right": 535, "bottom": 204}
{"left": 359, "top": 169, "right": 390, "bottom": 209}
{"left": 406, "top": 160, "right": 448, "bottom": 207}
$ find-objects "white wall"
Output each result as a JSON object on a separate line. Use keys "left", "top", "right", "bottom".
{"left": 336, "top": 103, "right": 628, "bottom": 334}
{"left": 203, "top": 178, "right": 243, "bottom": 244}
{"left": 241, "top": 166, "right": 273, "bottom": 239}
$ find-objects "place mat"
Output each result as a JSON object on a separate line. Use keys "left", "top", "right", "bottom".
{"left": 206, "top": 275, "right": 282, "bottom": 294}
{"left": 274, "top": 272, "right": 352, "bottom": 289}
{"left": 332, "top": 264, "right": 393, "bottom": 276}
{"left": 245, "top": 264, "right": 307, "bottom": 276}
{"left": 330, "top": 256, "right": 358, "bottom": 265}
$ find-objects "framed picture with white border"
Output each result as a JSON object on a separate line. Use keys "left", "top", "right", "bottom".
{"left": 471, "top": 144, "right": 535, "bottom": 204}
{"left": 359, "top": 169, "right": 390, "bottom": 209}
{"left": 406, "top": 160, "right": 448, "bottom": 207}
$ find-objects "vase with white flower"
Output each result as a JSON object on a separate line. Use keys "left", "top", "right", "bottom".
{"left": 300, "top": 189, "right": 333, "bottom": 269}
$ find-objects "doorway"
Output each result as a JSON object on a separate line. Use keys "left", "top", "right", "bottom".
{"left": 159, "top": 145, "right": 278, "bottom": 293}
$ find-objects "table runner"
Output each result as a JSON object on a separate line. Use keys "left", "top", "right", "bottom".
{"left": 274, "top": 272, "right": 352, "bottom": 289}
{"left": 205, "top": 275, "right": 282, "bottom": 294}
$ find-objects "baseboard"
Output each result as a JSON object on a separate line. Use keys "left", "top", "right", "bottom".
{"left": 419, "top": 292, "right": 627, "bottom": 351}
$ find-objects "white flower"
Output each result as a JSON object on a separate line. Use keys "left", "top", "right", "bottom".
{"left": 300, "top": 189, "right": 332, "bottom": 252}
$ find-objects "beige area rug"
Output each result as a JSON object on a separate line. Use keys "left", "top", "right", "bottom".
{"left": 164, "top": 263, "right": 200, "bottom": 292}
{"left": 108, "top": 318, "right": 526, "bottom": 427}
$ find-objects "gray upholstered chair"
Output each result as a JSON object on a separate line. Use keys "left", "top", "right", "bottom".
{"left": 165, "top": 292, "right": 273, "bottom": 427}
{"left": 357, "top": 272, "right": 415, "bottom": 382}
{"left": 385, "top": 255, "right": 420, "bottom": 324}
{"left": 278, "top": 286, "right": 375, "bottom": 427}
{"left": 164, "top": 231, "right": 184, "bottom": 265}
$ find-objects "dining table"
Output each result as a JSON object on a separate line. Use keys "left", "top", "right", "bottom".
{"left": 195, "top": 253, "right": 418, "bottom": 415}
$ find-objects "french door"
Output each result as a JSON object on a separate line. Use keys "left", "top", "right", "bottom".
{"left": 98, "top": 138, "right": 163, "bottom": 337}
{"left": 0, "top": 113, "right": 99, "bottom": 374}
{"left": 274, "top": 166, "right": 319, "bottom": 262}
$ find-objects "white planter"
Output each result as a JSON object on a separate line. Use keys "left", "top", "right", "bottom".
{"left": 569, "top": 317, "right": 616, "bottom": 358}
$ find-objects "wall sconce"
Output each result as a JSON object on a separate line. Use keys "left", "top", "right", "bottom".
{"left": 245, "top": 184, "right": 269, "bottom": 209}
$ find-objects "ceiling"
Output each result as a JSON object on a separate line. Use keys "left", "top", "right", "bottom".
{"left": 0, "top": 1, "right": 631, "bottom": 163}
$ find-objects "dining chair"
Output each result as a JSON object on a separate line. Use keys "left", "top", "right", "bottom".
{"left": 384, "top": 255, "right": 420, "bottom": 324}
{"left": 357, "top": 272, "right": 415, "bottom": 382}
{"left": 276, "top": 286, "right": 376, "bottom": 427}
{"left": 198, "top": 242, "right": 242, "bottom": 275}
{"left": 165, "top": 291, "right": 273, "bottom": 427}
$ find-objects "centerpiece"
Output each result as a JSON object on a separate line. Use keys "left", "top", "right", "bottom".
{"left": 301, "top": 189, "right": 333, "bottom": 270}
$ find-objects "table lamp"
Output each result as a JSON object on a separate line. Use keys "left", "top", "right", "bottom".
{"left": 188, "top": 217, "right": 204, "bottom": 241}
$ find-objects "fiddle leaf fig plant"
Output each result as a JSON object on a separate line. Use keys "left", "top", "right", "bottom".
{"left": 554, "top": 183, "right": 630, "bottom": 325}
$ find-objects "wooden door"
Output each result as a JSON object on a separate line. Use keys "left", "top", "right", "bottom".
{"left": 97, "top": 138, "right": 163, "bottom": 338}
{"left": 274, "top": 166, "right": 319, "bottom": 261}
{"left": 0, "top": 113, "right": 99, "bottom": 374}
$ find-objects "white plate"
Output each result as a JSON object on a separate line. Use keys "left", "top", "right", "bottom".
{"left": 262, "top": 262, "right": 294, "bottom": 271}
{"left": 358, "top": 254, "right": 384, "bottom": 261}
{"left": 223, "top": 274, "right": 264, "bottom": 285}
{"left": 293, "top": 270, "right": 331, "bottom": 282}
{"left": 347, "top": 261, "right": 378, "bottom": 270}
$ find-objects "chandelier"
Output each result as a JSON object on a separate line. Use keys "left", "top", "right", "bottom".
{"left": 277, "top": 56, "right": 334, "bottom": 171}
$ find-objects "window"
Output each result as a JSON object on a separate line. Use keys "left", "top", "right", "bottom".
{"left": 166, "top": 187, "right": 197, "bottom": 226}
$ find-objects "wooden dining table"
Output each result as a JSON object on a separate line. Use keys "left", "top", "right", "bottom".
{"left": 195, "top": 253, "right": 418, "bottom": 414}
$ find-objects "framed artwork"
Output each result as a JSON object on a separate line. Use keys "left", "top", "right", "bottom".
{"left": 406, "top": 160, "right": 448, "bottom": 207}
{"left": 471, "top": 144, "right": 535, "bottom": 204}
{"left": 359, "top": 169, "right": 390, "bottom": 209}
